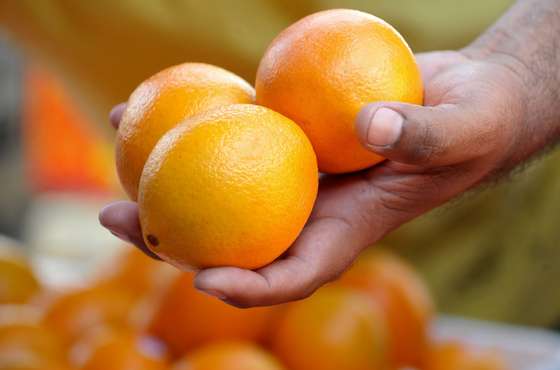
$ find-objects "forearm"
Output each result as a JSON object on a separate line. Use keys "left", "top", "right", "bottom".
{"left": 466, "top": 0, "right": 560, "bottom": 165}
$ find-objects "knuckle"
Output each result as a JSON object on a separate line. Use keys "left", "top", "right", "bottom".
{"left": 401, "top": 118, "right": 442, "bottom": 164}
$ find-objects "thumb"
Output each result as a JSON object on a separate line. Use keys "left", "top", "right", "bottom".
{"left": 355, "top": 102, "right": 483, "bottom": 166}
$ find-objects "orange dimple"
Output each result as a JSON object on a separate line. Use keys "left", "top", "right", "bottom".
{"left": 271, "top": 286, "right": 388, "bottom": 370}
{"left": 149, "top": 273, "right": 276, "bottom": 358}
{"left": 138, "top": 104, "right": 318, "bottom": 270}
{"left": 172, "top": 342, "right": 285, "bottom": 370}
{"left": 338, "top": 249, "right": 435, "bottom": 368}
{"left": 117, "top": 63, "right": 255, "bottom": 200}
{"left": 256, "top": 9, "right": 423, "bottom": 173}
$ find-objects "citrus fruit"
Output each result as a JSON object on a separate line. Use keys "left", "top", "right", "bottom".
{"left": 0, "top": 322, "right": 67, "bottom": 369}
{"left": 425, "top": 341, "right": 507, "bottom": 370}
{"left": 149, "top": 273, "right": 275, "bottom": 357}
{"left": 339, "top": 249, "right": 434, "bottom": 367}
{"left": 14, "top": 364, "right": 75, "bottom": 370}
{"left": 256, "top": 9, "right": 423, "bottom": 173}
{"left": 116, "top": 62, "right": 255, "bottom": 200}
{"left": 172, "top": 342, "right": 285, "bottom": 370}
{"left": 0, "top": 245, "right": 40, "bottom": 304}
{"left": 42, "top": 285, "right": 136, "bottom": 345}
{"left": 271, "top": 286, "right": 388, "bottom": 370}
{"left": 96, "top": 247, "right": 175, "bottom": 298}
{"left": 138, "top": 104, "right": 318, "bottom": 269}
{"left": 81, "top": 331, "right": 168, "bottom": 370}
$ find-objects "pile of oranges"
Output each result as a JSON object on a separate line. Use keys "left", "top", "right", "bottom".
{"left": 0, "top": 242, "right": 507, "bottom": 370}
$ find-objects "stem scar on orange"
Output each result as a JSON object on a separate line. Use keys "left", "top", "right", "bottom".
{"left": 256, "top": 9, "right": 423, "bottom": 173}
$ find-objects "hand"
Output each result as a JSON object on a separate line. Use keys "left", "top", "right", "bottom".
{"left": 100, "top": 47, "right": 532, "bottom": 308}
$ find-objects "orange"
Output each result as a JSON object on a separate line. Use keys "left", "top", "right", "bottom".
{"left": 172, "top": 342, "right": 285, "bottom": 370}
{"left": 425, "top": 341, "right": 507, "bottom": 370}
{"left": 81, "top": 331, "right": 168, "bottom": 370}
{"left": 0, "top": 322, "right": 67, "bottom": 369}
{"left": 96, "top": 247, "right": 176, "bottom": 298}
{"left": 256, "top": 9, "right": 423, "bottom": 173}
{"left": 338, "top": 249, "right": 434, "bottom": 367}
{"left": 117, "top": 63, "right": 255, "bottom": 200}
{"left": 138, "top": 104, "right": 318, "bottom": 270}
{"left": 271, "top": 286, "right": 388, "bottom": 370}
{"left": 0, "top": 245, "right": 40, "bottom": 304}
{"left": 42, "top": 285, "right": 136, "bottom": 345}
{"left": 149, "top": 273, "right": 275, "bottom": 357}
{"left": 14, "top": 365, "right": 75, "bottom": 370}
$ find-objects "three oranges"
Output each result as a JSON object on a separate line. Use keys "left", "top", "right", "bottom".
{"left": 115, "top": 8, "right": 423, "bottom": 270}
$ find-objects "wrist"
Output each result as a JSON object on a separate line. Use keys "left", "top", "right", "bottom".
{"left": 464, "top": 0, "right": 560, "bottom": 154}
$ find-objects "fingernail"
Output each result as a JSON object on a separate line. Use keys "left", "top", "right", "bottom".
{"left": 367, "top": 108, "right": 403, "bottom": 146}
{"left": 197, "top": 288, "right": 227, "bottom": 301}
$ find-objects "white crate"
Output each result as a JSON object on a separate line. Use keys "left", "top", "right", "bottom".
{"left": 433, "top": 316, "right": 560, "bottom": 370}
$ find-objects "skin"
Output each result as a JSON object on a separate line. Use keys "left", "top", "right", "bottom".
{"left": 100, "top": 0, "right": 560, "bottom": 308}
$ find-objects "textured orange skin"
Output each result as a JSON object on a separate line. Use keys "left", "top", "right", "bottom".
{"left": 149, "top": 273, "right": 276, "bottom": 358}
{"left": 82, "top": 332, "right": 168, "bottom": 370}
{"left": 0, "top": 250, "right": 40, "bottom": 304}
{"left": 256, "top": 9, "right": 423, "bottom": 173}
{"left": 138, "top": 104, "right": 318, "bottom": 270}
{"left": 271, "top": 286, "right": 388, "bottom": 370}
{"left": 42, "top": 286, "right": 136, "bottom": 345}
{"left": 117, "top": 63, "right": 254, "bottom": 200}
{"left": 425, "top": 342, "right": 507, "bottom": 370}
{"left": 172, "top": 342, "right": 284, "bottom": 370}
{"left": 338, "top": 249, "right": 434, "bottom": 368}
{"left": 0, "top": 323, "right": 67, "bottom": 368}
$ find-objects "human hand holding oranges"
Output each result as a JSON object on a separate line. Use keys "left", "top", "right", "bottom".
{"left": 100, "top": 6, "right": 551, "bottom": 308}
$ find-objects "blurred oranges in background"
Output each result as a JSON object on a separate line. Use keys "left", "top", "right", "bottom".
{"left": 271, "top": 285, "right": 388, "bottom": 370}
{"left": 173, "top": 342, "right": 285, "bottom": 370}
{"left": 339, "top": 249, "right": 434, "bottom": 367}
{"left": 0, "top": 245, "right": 40, "bottom": 305}
{"left": 148, "top": 272, "right": 275, "bottom": 357}
{"left": 426, "top": 341, "right": 508, "bottom": 370}
{"left": 79, "top": 330, "right": 168, "bottom": 370}
{"left": 41, "top": 284, "right": 137, "bottom": 345}
{"left": 0, "top": 243, "right": 510, "bottom": 370}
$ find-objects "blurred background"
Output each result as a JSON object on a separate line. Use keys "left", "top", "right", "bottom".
{"left": 2, "top": 0, "right": 560, "bottom": 330}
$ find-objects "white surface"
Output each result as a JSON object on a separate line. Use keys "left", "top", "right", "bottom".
{"left": 434, "top": 316, "right": 560, "bottom": 370}
{"left": 23, "top": 193, "right": 124, "bottom": 287}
